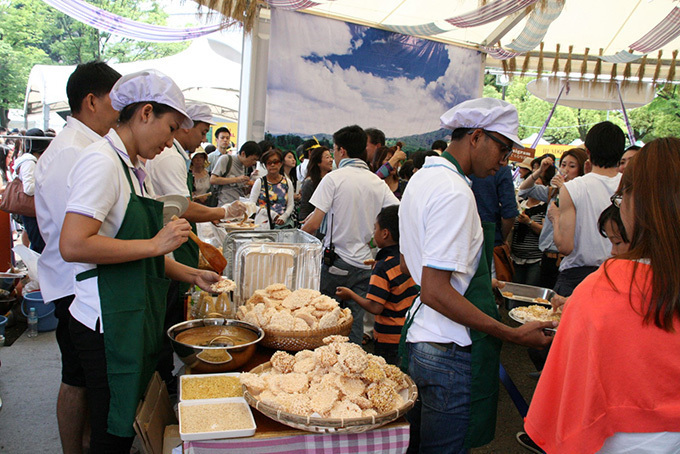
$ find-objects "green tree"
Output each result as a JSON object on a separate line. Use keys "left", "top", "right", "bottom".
{"left": 0, "top": 0, "right": 189, "bottom": 126}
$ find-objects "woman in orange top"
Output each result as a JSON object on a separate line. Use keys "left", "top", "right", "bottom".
{"left": 524, "top": 138, "right": 680, "bottom": 453}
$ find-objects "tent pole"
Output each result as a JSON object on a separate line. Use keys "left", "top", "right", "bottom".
{"left": 237, "top": 7, "right": 271, "bottom": 147}
{"left": 532, "top": 82, "right": 566, "bottom": 148}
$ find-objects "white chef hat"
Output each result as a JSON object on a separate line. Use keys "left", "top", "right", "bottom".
{"left": 110, "top": 69, "right": 193, "bottom": 129}
{"left": 185, "top": 103, "right": 215, "bottom": 125}
{"left": 440, "top": 98, "right": 524, "bottom": 149}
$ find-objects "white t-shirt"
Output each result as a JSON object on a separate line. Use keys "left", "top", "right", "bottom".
{"left": 35, "top": 116, "right": 102, "bottom": 303}
{"left": 559, "top": 172, "right": 622, "bottom": 271}
{"left": 145, "top": 139, "right": 191, "bottom": 197}
{"left": 66, "top": 129, "right": 156, "bottom": 332}
{"left": 309, "top": 161, "right": 399, "bottom": 269}
{"left": 400, "top": 156, "right": 484, "bottom": 346}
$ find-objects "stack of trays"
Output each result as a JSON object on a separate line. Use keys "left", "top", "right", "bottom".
{"left": 178, "top": 372, "right": 256, "bottom": 441}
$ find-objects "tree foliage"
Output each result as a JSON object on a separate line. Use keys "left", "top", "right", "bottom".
{"left": 484, "top": 75, "right": 678, "bottom": 145}
{"left": 0, "top": 0, "right": 189, "bottom": 124}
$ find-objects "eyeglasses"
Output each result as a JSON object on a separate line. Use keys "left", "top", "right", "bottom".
{"left": 482, "top": 130, "right": 514, "bottom": 161}
{"left": 266, "top": 160, "right": 281, "bottom": 166}
{"left": 611, "top": 185, "right": 630, "bottom": 208}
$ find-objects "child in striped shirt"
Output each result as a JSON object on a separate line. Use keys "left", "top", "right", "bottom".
{"left": 336, "top": 205, "right": 418, "bottom": 365}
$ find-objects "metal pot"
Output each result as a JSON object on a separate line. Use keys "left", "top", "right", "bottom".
{"left": 167, "top": 318, "right": 263, "bottom": 373}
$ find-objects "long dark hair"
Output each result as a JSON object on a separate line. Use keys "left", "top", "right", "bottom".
{"left": 606, "top": 137, "right": 680, "bottom": 331}
{"left": 306, "top": 146, "right": 330, "bottom": 187}
{"left": 280, "top": 149, "right": 298, "bottom": 188}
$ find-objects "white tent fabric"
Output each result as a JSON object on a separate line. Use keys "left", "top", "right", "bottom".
{"left": 288, "top": 0, "right": 680, "bottom": 58}
{"left": 24, "top": 36, "right": 241, "bottom": 129}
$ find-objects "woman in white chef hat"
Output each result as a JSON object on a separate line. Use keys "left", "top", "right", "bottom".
{"left": 59, "top": 69, "right": 220, "bottom": 452}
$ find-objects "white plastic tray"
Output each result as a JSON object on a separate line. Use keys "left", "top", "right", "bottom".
{"left": 179, "top": 372, "right": 243, "bottom": 402}
{"left": 179, "top": 397, "right": 256, "bottom": 441}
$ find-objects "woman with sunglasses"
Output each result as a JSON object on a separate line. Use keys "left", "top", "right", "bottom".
{"left": 525, "top": 137, "right": 680, "bottom": 453}
{"left": 250, "top": 148, "right": 294, "bottom": 229}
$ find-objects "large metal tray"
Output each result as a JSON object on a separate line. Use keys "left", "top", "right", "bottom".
{"left": 498, "top": 281, "right": 555, "bottom": 309}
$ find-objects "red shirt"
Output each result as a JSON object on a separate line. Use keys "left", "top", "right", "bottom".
{"left": 525, "top": 260, "right": 680, "bottom": 453}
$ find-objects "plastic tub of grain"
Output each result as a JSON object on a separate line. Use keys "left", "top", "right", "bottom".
{"left": 179, "top": 372, "right": 243, "bottom": 401}
{"left": 179, "top": 397, "right": 256, "bottom": 441}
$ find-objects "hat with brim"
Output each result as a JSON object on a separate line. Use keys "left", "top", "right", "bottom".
{"left": 440, "top": 98, "right": 524, "bottom": 150}
{"left": 516, "top": 157, "right": 533, "bottom": 170}
{"left": 190, "top": 149, "right": 208, "bottom": 161}
{"left": 110, "top": 70, "right": 193, "bottom": 129}
{"left": 185, "top": 103, "right": 215, "bottom": 126}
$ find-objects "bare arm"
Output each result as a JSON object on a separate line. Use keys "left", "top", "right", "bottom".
{"left": 501, "top": 217, "right": 515, "bottom": 242}
{"left": 420, "top": 266, "right": 554, "bottom": 347}
{"left": 400, "top": 253, "right": 411, "bottom": 277}
{"left": 60, "top": 213, "right": 190, "bottom": 264}
{"left": 550, "top": 186, "right": 576, "bottom": 255}
{"left": 182, "top": 201, "right": 226, "bottom": 223}
{"left": 210, "top": 174, "right": 248, "bottom": 186}
{"left": 335, "top": 287, "right": 384, "bottom": 315}
{"left": 164, "top": 257, "right": 220, "bottom": 291}
{"left": 301, "top": 208, "right": 325, "bottom": 234}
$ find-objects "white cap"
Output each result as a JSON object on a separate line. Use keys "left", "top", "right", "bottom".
{"left": 190, "top": 149, "right": 208, "bottom": 160}
{"left": 110, "top": 70, "right": 193, "bottom": 129}
{"left": 185, "top": 103, "right": 215, "bottom": 125}
{"left": 440, "top": 98, "right": 524, "bottom": 149}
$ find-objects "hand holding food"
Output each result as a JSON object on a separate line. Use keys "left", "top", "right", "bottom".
{"left": 550, "top": 173, "right": 565, "bottom": 189}
{"left": 194, "top": 270, "right": 221, "bottom": 292}
{"left": 153, "top": 218, "right": 190, "bottom": 254}
{"left": 210, "top": 278, "right": 236, "bottom": 293}
{"left": 512, "top": 320, "right": 558, "bottom": 348}
{"left": 551, "top": 294, "right": 569, "bottom": 312}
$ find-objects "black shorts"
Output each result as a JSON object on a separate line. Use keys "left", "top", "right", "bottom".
{"left": 53, "top": 295, "right": 86, "bottom": 387}
{"left": 70, "top": 317, "right": 135, "bottom": 453}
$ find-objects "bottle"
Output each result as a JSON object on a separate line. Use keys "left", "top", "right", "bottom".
{"left": 27, "top": 307, "right": 38, "bottom": 338}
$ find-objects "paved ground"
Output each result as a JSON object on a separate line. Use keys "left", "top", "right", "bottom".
{"left": 0, "top": 311, "right": 540, "bottom": 453}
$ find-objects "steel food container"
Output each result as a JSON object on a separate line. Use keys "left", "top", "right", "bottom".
{"left": 498, "top": 281, "right": 555, "bottom": 309}
{"left": 167, "top": 318, "right": 264, "bottom": 373}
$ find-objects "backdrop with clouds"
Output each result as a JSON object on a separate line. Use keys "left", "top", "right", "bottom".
{"left": 265, "top": 9, "right": 483, "bottom": 142}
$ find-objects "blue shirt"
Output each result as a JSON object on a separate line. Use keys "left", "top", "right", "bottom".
{"left": 470, "top": 166, "right": 519, "bottom": 246}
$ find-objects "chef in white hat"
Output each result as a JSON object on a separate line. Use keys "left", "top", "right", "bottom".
{"left": 144, "top": 102, "right": 246, "bottom": 387}
{"left": 398, "top": 98, "right": 555, "bottom": 453}
{"left": 58, "top": 70, "right": 221, "bottom": 452}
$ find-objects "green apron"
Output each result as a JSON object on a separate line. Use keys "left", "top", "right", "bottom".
{"left": 77, "top": 152, "right": 170, "bottom": 437}
{"left": 171, "top": 144, "right": 199, "bottom": 296}
{"left": 398, "top": 152, "right": 502, "bottom": 449}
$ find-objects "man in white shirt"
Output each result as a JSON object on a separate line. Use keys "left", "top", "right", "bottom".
{"left": 399, "top": 98, "right": 554, "bottom": 452}
{"left": 34, "top": 61, "right": 121, "bottom": 454}
{"left": 302, "top": 125, "right": 399, "bottom": 344}
{"left": 207, "top": 126, "right": 234, "bottom": 172}
{"left": 549, "top": 121, "right": 624, "bottom": 296}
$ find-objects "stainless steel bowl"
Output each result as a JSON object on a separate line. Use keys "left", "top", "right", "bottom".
{"left": 167, "top": 318, "right": 264, "bottom": 373}
{"left": 498, "top": 281, "right": 555, "bottom": 310}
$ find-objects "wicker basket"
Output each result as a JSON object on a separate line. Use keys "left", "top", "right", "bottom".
{"left": 243, "top": 362, "right": 418, "bottom": 433}
{"left": 257, "top": 315, "right": 353, "bottom": 351}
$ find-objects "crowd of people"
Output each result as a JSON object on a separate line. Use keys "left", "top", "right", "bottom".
{"left": 2, "top": 59, "right": 679, "bottom": 454}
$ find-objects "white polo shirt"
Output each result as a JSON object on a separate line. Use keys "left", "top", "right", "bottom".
{"left": 309, "top": 161, "right": 399, "bottom": 269}
{"left": 399, "top": 156, "right": 484, "bottom": 346}
{"left": 35, "top": 117, "right": 102, "bottom": 303}
{"left": 145, "top": 139, "right": 190, "bottom": 197}
{"left": 66, "top": 129, "right": 156, "bottom": 332}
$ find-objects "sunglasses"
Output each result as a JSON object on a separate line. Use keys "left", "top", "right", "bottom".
{"left": 266, "top": 160, "right": 281, "bottom": 166}
{"left": 482, "top": 130, "right": 514, "bottom": 161}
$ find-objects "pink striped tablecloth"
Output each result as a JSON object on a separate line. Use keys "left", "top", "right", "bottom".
{"left": 183, "top": 421, "right": 410, "bottom": 454}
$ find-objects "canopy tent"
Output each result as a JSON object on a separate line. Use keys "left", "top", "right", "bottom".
{"left": 192, "top": 0, "right": 680, "bottom": 85}
{"left": 24, "top": 36, "right": 241, "bottom": 130}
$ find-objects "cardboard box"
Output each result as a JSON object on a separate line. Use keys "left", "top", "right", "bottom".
{"left": 134, "top": 372, "right": 178, "bottom": 454}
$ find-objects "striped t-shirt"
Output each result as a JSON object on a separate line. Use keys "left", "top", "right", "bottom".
{"left": 366, "top": 244, "right": 418, "bottom": 344}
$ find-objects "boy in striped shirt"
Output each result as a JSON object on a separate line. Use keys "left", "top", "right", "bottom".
{"left": 336, "top": 205, "right": 418, "bottom": 365}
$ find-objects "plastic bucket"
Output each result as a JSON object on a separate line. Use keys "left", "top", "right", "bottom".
{"left": 21, "top": 291, "right": 58, "bottom": 332}
{"left": 0, "top": 315, "right": 6, "bottom": 336}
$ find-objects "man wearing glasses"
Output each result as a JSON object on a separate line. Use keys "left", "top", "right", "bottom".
{"left": 547, "top": 121, "right": 624, "bottom": 297}
{"left": 399, "top": 98, "right": 554, "bottom": 453}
